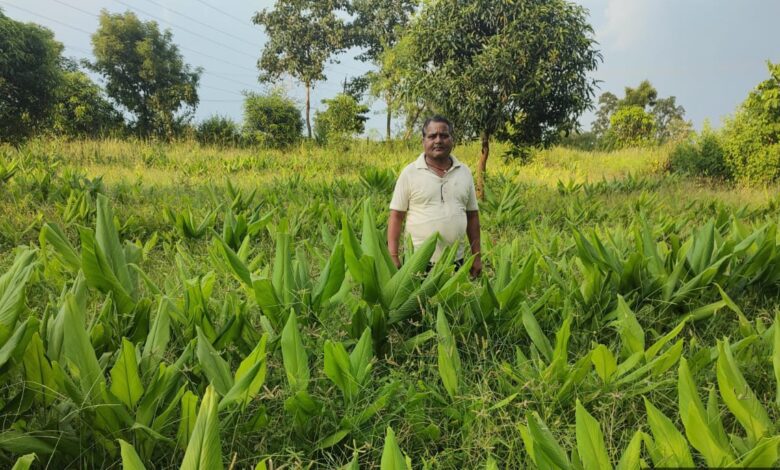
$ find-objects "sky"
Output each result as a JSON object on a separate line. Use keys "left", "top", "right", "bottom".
{"left": 2, "top": 0, "right": 779, "bottom": 136}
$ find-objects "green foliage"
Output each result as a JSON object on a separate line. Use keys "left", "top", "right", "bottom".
{"left": 606, "top": 106, "right": 657, "bottom": 148}
{"left": 253, "top": 0, "right": 348, "bottom": 138}
{"left": 669, "top": 125, "right": 729, "bottom": 178}
{"left": 242, "top": 91, "right": 303, "bottom": 148}
{"left": 721, "top": 62, "right": 780, "bottom": 184}
{"left": 314, "top": 93, "right": 369, "bottom": 144}
{"left": 0, "top": 11, "right": 64, "bottom": 143}
{"left": 90, "top": 10, "right": 201, "bottom": 138}
{"left": 196, "top": 115, "right": 241, "bottom": 147}
{"left": 52, "top": 70, "right": 124, "bottom": 138}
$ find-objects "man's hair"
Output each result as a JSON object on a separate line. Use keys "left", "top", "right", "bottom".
{"left": 422, "top": 115, "right": 454, "bottom": 137}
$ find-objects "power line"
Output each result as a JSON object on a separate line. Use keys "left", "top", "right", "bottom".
{"left": 136, "top": 0, "right": 262, "bottom": 48}
{"left": 113, "top": 0, "right": 257, "bottom": 61}
{"left": 0, "top": 1, "right": 94, "bottom": 35}
{"left": 192, "top": 0, "right": 256, "bottom": 31}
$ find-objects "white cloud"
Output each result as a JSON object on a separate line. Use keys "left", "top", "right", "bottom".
{"left": 599, "top": 0, "right": 655, "bottom": 50}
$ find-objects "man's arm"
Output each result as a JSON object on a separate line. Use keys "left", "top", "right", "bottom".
{"left": 388, "top": 209, "right": 407, "bottom": 268}
{"left": 466, "top": 210, "right": 482, "bottom": 277}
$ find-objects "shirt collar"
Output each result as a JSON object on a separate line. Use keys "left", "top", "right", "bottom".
{"left": 414, "top": 153, "right": 463, "bottom": 170}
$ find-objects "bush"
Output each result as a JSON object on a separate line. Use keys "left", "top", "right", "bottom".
{"left": 313, "top": 93, "right": 369, "bottom": 145}
{"left": 669, "top": 126, "right": 729, "bottom": 178}
{"left": 243, "top": 90, "right": 303, "bottom": 148}
{"left": 52, "top": 70, "right": 124, "bottom": 138}
{"left": 605, "top": 106, "right": 656, "bottom": 148}
{"left": 196, "top": 115, "right": 241, "bottom": 147}
{"left": 720, "top": 62, "right": 780, "bottom": 184}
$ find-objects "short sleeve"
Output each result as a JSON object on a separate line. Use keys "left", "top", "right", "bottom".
{"left": 466, "top": 172, "right": 479, "bottom": 211}
{"left": 389, "top": 169, "right": 410, "bottom": 211}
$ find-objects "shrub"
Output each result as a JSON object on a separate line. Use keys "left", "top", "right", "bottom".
{"left": 313, "top": 93, "right": 369, "bottom": 145}
{"left": 605, "top": 106, "right": 656, "bottom": 148}
{"left": 196, "top": 115, "right": 241, "bottom": 147}
{"left": 669, "top": 125, "right": 729, "bottom": 178}
{"left": 243, "top": 90, "right": 303, "bottom": 148}
{"left": 720, "top": 62, "right": 780, "bottom": 184}
{"left": 52, "top": 70, "right": 124, "bottom": 138}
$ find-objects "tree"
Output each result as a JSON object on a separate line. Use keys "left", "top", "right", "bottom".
{"left": 608, "top": 106, "right": 656, "bottom": 147}
{"left": 243, "top": 90, "right": 304, "bottom": 148}
{"left": 313, "top": 93, "right": 369, "bottom": 144}
{"left": 652, "top": 96, "right": 688, "bottom": 142}
{"left": 349, "top": 0, "right": 417, "bottom": 140}
{"left": 253, "top": 0, "right": 348, "bottom": 139}
{"left": 52, "top": 68, "right": 124, "bottom": 138}
{"left": 395, "top": 0, "right": 600, "bottom": 198}
{"left": 0, "top": 10, "right": 64, "bottom": 143}
{"left": 621, "top": 80, "right": 657, "bottom": 108}
{"left": 592, "top": 92, "right": 618, "bottom": 138}
{"left": 90, "top": 10, "right": 201, "bottom": 138}
{"left": 196, "top": 115, "right": 241, "bottom": 147}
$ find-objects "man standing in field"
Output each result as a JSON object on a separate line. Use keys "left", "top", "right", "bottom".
{"left": 387, "top": 116, "right": 482, "bottom": 277}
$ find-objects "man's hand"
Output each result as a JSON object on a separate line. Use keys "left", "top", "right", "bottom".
{"left": 470, "top": 255, "right": 482, "bottom": 278}
{"left": 391, "top": 254, "right": 402, "bottom": 269}
{"left": 387, "top": 209, "right": 406, "bottom": 269}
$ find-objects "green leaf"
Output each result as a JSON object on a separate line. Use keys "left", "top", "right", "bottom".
{"left": 180, "top": 386, "right": 223, "bottom": 470}
{"left": 177, "top": 390, "right": 198, "bottom": 450}
{"left": 591, "top": 344, "right": 616, "bottom": 384}
{"left": 349, "top": 327, "right": 373, "bottom": 387}
{"left": 324, "top": 339, "right": 353, "bottom": 401}
{"left": 615, "top": 430, "right": 642, "bottom": 470}
{"left": 773, "top": 313, "right": 780, "bottom": 406}
{"left": 0, "top": 248, "right": 36, "bottom": 344}
{"left": 110, "top": 338, "right": 144, "bottom": 409}
{"left": 678, "top": 358, "right": 734, "bottom": 467}
{"left": 526, "top": 412, "right": 571, "bottom": 469}
{"left": 522, "top": 304, "right": 554, "bottom": 362}
{"left": 61, "top": 287, "right": 104, "bottom": 401}
{"left": 312, "top": 243, "right": 345, "bottom": 307}
{"left": 141, "top": 297, "right": 172, "bottom": 375}
{"left": 281, "top": 310, "right": 309, "bottom": 393}
{"left": 610, "top": 295, "right": 644, "bottom": 357}
{"left": 731, "top": 436, "right": 780, "bottom": 468}
{"left": 383, "top": 232, "right": 438, "bottom": 309}
{"left": 40, "top": 223, "right": 80, "bottom": 271}
{"left": 643, "top": 397, "right": 694, "bottom": 467}
{"left": 118, "top": 439, "right": 147, "bottom": 470}
{"left": 576, "top": 400, "right": 612, "bottom": 470}
{"left": 196, "top": 327, "right": 233, "bottom": 396}
{"left": 717, "top": 339, "right": 772, "bottom": 443}
{"left": 436, "top": 307, "right": 460, "bottom": 399}
{"left": 381, "top": 427, "right": 408, "bottom": 470}
{"left": 23, "top": 332, "right": 56, "bottom": 404}
{"left": 10, "top": 453, "right": 36, "bottom": 470}
{"left": 231, "top": 333, "right": 268, "bottom": 409}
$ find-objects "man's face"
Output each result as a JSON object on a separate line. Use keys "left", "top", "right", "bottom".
{"left": 423, "top": 121, "right": 454, "bottom": 160}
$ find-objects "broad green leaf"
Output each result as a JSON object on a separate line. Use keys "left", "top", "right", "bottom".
{"left": 110, "top": 338, "right": 144, "bottom": 409}
{"left": 610, "top": 296, "right": 644, "bottom": 357}
{"left": 196, "top": 328, "right": 233, "bottom": 396}
{"left": 40, "top": 222, "right": 80, "bottom": 271}
{"left": 615, "top": 430, "right": 642, "bottom": 470}
{"left": 644, "top": 397, "right": 694, "bottom": 467}
{"left": 118, "top": 439, "right": 146, "bottom": 470}
{"left": 219, "top": 360, "right": 263, "bottom": 411}
{"left": 526, "top": 412, "right": 570, "bottom": 469}
{"left": 141, "top": 297, "right": 172, "bottom": 374}
{"left": 350, "top": 327, "right": 373, "bottom": 387}
{"left": 591, "top": 344, "right": 616, "bottom": 384}
{"left": 436, "top": 307, "right": 460, "bottom": 398}
{"left": 312, "top": 243, "right": 346, "bottom": 307}
{"left": 384, "top": 232, "right": 438, "bottom": 309}
{"left": 773, "top": 313, "right": 780, "bottom": 405}
{"left": 645, "top": 318, "right": 687, "bottom": 360}
{"left": 231, "top": 333, "right": 268, "bottom": 409}
{"left": 324, "top": 340, "right": 353, "bottom": 401}
{"left": 23, "top": 332, "right": 56, "bottom": 404}
{"left": 62, "top": 288, "right": 103, "bottom": 401}
{"left": 281, "top": 310, "right": 309, "bottom": 392}
{"left": 181, "top": 386, "right": 223, "bottom": 470}
{"left": 716, "top": 339, "right": 772, "bottom": 443}
{"left": 522, "top": 304, "right": 554, "bottom": 362}
{"left": 678, "top": 358, "right": 734, "bottom": 466}
{"left": 0, "top": 317, "right": 35, "bottom": 371}
{"left": 381, "top": 426, "right": 408, "bottom": 470}
{"left": 0, "top": 248, "right": 37, "bottom": 343}
{"left": 730, "top": 436, "right": 780, "bottom": 468}
{"left": 177, "top": 390, "right": 198, "bottom": 450}
{"left": 576, "top": 400, "right": 612, "bottom": 470}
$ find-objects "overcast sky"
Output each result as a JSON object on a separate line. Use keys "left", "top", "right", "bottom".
{"left": 2, "top": 0, "right": 779, "bottom": 136}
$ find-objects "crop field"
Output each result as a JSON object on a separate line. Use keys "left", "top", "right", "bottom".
{"left": 1, "top": 138, "right": 780, "bottom": 468}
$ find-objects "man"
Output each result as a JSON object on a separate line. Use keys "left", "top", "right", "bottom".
{"left": 387, "top": 115, "right": 482, "bottom": 277}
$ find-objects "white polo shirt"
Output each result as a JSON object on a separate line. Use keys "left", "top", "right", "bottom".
{"left": 389, "top": 153, "right": 479, "bottom": 261}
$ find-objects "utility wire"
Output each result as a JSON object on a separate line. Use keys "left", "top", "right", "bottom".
{"left": 136, "top": 0, "right": 262, "bottom": 48}
{"left": 0, "top": 1, "right": 94, "bottom": 35}
{"left": 192, "top": 0, "right": 256, "bottom": 31}
{"left": 113, "top": 0, "right": 257, "bottom": 60}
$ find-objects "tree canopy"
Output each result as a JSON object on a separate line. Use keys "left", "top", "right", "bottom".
{"left": 253, "top": 0, "right": 348, "bottom": 139}
{"left": 90, "top": 10, "right": 201, "bottom": 138}
{"left": 0, "top": 10, "right": 64, "bottom": 143}
{"left": 394, "top": 0, "right": 600, "bottom": 197}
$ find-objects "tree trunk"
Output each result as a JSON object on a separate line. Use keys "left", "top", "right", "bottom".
{"left": 402, "top": 104, "right": 424, "bottom": 140}
{"left": 305, "top": 82, "right": 312, "bottom": 139}
{"left": 476, "top": 130, "right": 489, "bottom": 200}
{"left": 386, "top": 107, "right": 391, "bottom": 141}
